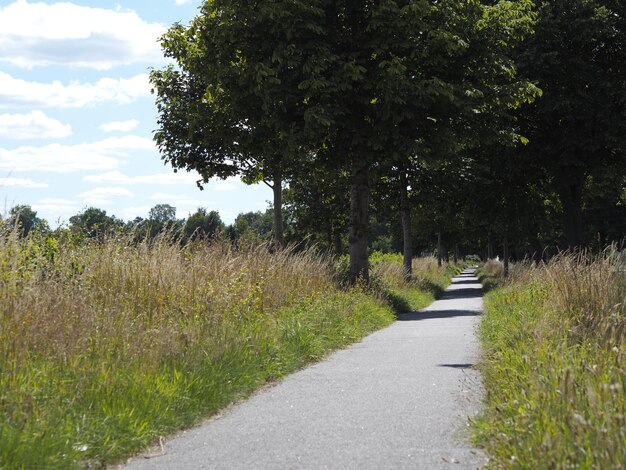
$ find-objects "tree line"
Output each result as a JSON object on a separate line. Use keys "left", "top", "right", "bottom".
{"left": 149, "top": 0, "right": 626, "bottom": 281}
{"left": 2, "top": 200, "right": 447, "bottom": 253}
{"left": 2, "top": 204, "right": 275, "bottom": 244}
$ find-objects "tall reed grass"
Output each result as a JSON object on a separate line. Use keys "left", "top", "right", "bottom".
{"left": 0, "top": 229, "right": 398, "bottom": 468}
{"left": 475, "top": 252, "right": 626, "bottom": 468}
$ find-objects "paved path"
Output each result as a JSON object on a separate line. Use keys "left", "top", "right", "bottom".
{"left": 123, "top": 269, "right": 486, "bottom": 469}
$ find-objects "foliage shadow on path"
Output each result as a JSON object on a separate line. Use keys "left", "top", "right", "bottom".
{"left": 452, "top": 279, "right": 483, "bottom": 285}
{"left": 438, "top": 363, "right": 476, "bottom": 369}
{"left": 397, "top": 309, "right": 482, "bottom": 321}
{"left": 439, "top": 288, "right": 483, "bottom": 300}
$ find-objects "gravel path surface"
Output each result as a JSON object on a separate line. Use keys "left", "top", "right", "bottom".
{"left": 122, "top": 268, "right": 486, "bottom": 469}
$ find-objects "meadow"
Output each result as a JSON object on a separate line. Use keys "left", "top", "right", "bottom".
{"left": 0, "top": 227, "right": 457, "bottom": 469}
{"left": 475, "top": 253, "right": 626, "bottom": 468}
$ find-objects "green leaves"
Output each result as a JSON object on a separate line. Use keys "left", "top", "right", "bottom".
{"left": 150, "top": 0, "right": 555, "bottom": 271}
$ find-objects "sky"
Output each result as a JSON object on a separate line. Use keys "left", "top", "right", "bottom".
{"left": 0, "top": 0, "right": 269, "bottom": 227}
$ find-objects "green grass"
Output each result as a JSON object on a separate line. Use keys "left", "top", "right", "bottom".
{"left": 1, "top": 292, "right": 393, "bottom": 469}
{"left": 0, "top": 230, "right": 456, "bottom": 469}
{"left": 370, "top": 255, "right": 461, "bottom": 313}
{"left": 474, "top": 255, "right": 626, "bottom": 468}
{"left": 476, "top": 259, "right": 504, "bottom": 293}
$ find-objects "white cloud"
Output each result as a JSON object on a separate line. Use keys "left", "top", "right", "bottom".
{"left": 79, "top": 186, "right": 134, "bottom": 205}
{"left": 0, "top": 176, "right": 48, "bottom": 188}
{"left": 0, "top": 72, "right": 150, "bottom": 109}
{"left": 175, "top": 0, "right": 193, "bottom": 4}
{"left": 99, "top": 119, "right": 140, "bottom": 133}
{"left": 0, "top": 110, "right": 72, "bottom": 139}
{"left": 32, "top": 198, "right": 78, "bottom": 222}
{"left": 0, "top": 1, "right": 166, "bottom": 69}
{"left": 83, "top": 170, "right": 133, "bottom": 184}
{"left": 83, "top": 170, "right": 200, "bottom": 185}
{"left": 120, "top": 205, "right": 152, "bottom": 220}
{"left": 150, "top": 192, "right": 211, "bottom": 209}
{"left": 213, "top": 181, "right": 238, "bottom": 191}
{"left": 0, "top": 136, "right": 156, "bottom": 173}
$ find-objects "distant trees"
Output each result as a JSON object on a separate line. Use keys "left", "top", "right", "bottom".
{"left": 8, "top": 205, "right": 49, "bottom": 238}
{"left": 10, "top": 205, "right": 239, "bottom": 245}
{"left": 229, "top": 210, "right": 274, "bottom": 243}
{"left": 183, "top": 208, "right": 224, "bottom": 241}
{"left": 148, "top": 204, "right": 176, "bottom": 226}
{"left": 69, "top": 207, "right": 122, "bottom": 239}
{"left": 145, "top": 203, "right": 181, "bottom": 238}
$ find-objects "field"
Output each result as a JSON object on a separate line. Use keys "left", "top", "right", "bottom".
{"left": 0, "top": 229, "right": 457, "bottom": 469}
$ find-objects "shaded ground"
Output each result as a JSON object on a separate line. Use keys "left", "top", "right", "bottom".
{"left": 122, "top": 269, "right": 486, "bottom": 469}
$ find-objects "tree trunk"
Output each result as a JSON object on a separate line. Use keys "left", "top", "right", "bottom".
{"left": 326, "top": 228, "right": 333, "bottom": 253}
{"left": 454, "top": 244, "right": 459, "bottom": 265}
{"left": 333, "top": 229, "right": 343, "bottom": 254}
{"left": 559, "top": 179, "right": 584, "bottom": 251}
{"left": 349, "top": 167, "right": 370, "bottom": 283}
{"left": 503, "top": 238, "right": 510, "bottom": 277}
{"left": 487, "top": 233, "right": 493, "bottom": 260}
{"left": 400, "top": 172, "right": 412, "bottom": 280}
{"left": 272, "top": 169, "right": 284, "bottom": 247}
{"left": 598, "top": 230, "right": 607, "bottom": 254}
{"left": 437, "top": 232, "right": 443, "bottom": 268}
{"left": 533, "top": 238, "right": 543, "bottom": 264}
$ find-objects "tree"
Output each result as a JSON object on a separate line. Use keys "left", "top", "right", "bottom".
{"left": 148, "top": 204, "right": 176, "bottom": 226}
{"left": 517, "top": 0, "right": 626, "bottom": 249}
{"left": 583, "top": 165, "right": 626, "bottom": 249}
{"left": 153, "top": 0, "right": 537, "bottom": 281}
{"left": 69, "top": 207, "right": 121, "bottom": 240}
{"left": 151, "top": 1, "right": 320, "bottom": 246}
{"left": 309, "top": 0, "right": 537, "bottom": 280}
{"left": 183, "top": 208, "right": 224, "bottom": 241}
{"left": 283, "top": 161, "right": 350, "bottom": 253}
{"left": 229, "top": 210, "right": 274, "bottom": 243}
{"left": 9, "top": 205, "right": 49, "bottom": 237}
{"left": 146, "top": 203, "right": 181, "bottom": 238}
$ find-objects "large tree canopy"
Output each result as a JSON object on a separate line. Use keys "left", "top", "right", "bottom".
{"left": 151, "top": 0, "right": 322, "bottom": 246}
{"left": 516, "top": 0, "right": 626, "bottom": 249}
{"left": 152, "top": 0, "right": 538, "bottom": 279}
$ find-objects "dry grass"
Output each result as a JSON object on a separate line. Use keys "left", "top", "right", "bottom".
{"left": 0, "top": 233, "right": 332, "bottom": 366}
{"left": 0, "top": 229, "right": 395, "bottom": 468}
{"left": 544, "top": 252, "right": 626, "bottom": 346}
{"left": 476, "top": 251, "right": 626, "bottom": 468}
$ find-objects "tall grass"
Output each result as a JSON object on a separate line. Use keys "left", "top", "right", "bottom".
{"left": 0, "top": 229, "right": 398, "bottom": 469}
{"left": 369, "top": 252, "right": 462, "bottom": 312}
{"left": 475, "top": 253, "right": 626, "bottom": 468}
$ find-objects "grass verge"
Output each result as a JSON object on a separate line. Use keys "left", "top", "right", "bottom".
{"left": 369, "top": 252, "right": 462, "bottom": 313}
{"left": 474, "top": 254, "right": 626, "bottom": 468}
{"left": 0, "top": 231, "right": 455, "bottom": 469}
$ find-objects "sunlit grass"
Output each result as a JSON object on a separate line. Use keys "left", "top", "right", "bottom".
{"left": 0, "top": 230, "right": 398, "bottom": 468}
{"left": 474, "top": 252, "right": 626, "bottom": 468}
{"left": 0, "top": 228, "right": 458, "bottom": 468}
{"left": 370, "top": 252, "right": 462, "bottom": 312}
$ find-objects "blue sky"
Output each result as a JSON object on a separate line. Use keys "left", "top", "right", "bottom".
{"left": 0, "top": 0, "right": 268, "bottom": 226}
